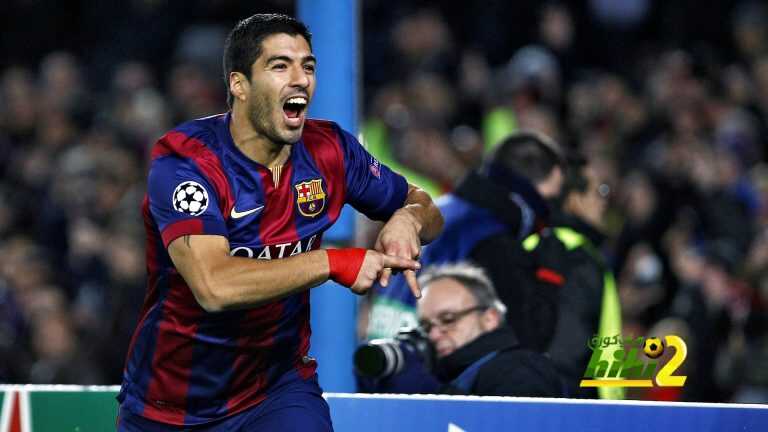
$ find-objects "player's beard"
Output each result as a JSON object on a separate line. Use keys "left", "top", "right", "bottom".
{"left": 247, "top": 91, "right": 303, "bottom": 146}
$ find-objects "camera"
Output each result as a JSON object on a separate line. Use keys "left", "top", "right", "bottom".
{"left": 354, "top": 327, "right": 435, "bottom": 379}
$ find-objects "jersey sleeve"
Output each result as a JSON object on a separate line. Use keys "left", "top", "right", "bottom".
{"left": 148, "top": 155, "right": 228, "bottom": 248}
{"left": 338, "top": 127, "right": 408, "bottom": 221}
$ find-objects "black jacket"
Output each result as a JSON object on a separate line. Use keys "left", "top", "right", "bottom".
{"left": 540, "top": 212, "right": 606, "bottom": 398}
{"left": 436, "top": 327, "right": 564, "bottom": 397}
{"left": 455, "top": 172, "right": 564, "bottom": 352}
{"left": 367, "top": 169, "right": 563, "bottom": 348}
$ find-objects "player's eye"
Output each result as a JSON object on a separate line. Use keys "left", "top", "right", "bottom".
{"left": 304, "top": 64, "right": 316, "bottom": 73}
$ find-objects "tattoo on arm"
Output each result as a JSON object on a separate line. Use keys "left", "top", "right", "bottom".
{"left": 183, "top": 235, "right": 191, "bottom": 248}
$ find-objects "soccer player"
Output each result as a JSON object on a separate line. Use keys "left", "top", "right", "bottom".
{"left": 116, "top": 14, "right": 443, "bottom": 431}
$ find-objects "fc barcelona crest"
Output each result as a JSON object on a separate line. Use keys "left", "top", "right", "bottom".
{"left": 295, "top": 179, "right": 326, "bottom": 217}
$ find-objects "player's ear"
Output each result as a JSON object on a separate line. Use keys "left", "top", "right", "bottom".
{"left": 229, "top": 72, "right": 250, "bottom": 104}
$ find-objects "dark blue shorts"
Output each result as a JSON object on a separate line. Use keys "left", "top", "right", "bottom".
{"left": 117, "top": 376, "right": 333, "bottom": 431}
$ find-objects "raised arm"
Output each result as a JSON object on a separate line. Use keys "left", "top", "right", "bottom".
{"left": 335, "top": 127, "right": 443, "bottom": 249}
{"left": 400, "top": 184, "right": 444, "bottom": 243}
{"left": 168, "top": 234, "right": 420, "bottom": 312}
{"left": 375, "top": 183, "right": 444, "bottom": 297}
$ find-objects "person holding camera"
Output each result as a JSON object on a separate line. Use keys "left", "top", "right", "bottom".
{"left": 366, "top": 132, "right": 567, "bottom": 353}
{"left": 420, "top": 263, "right": 564, "bottom": 396}
{"left": 357, "top": 262, "right": 564, "bottom": 397}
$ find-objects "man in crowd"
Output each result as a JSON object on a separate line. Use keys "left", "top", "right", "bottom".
{"left": 117, "top": 13, "right": 442, "bottom": 431}
{"left": 523, "top": 155, "right": 624, "bottom": 399}
{"left": 367, "top": 131, "right": 566, "bottom": 352}
{"left": 417, "top": 263, "right": 564, "bottom": 396}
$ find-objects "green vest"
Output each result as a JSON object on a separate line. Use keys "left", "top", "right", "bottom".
{"left": 524, "top": 227, "right": 625, "bottom": 400}
{"left": 361, "top": 119, "right": 442, "bottom": 198}
{"left": 482, "top": 107, "right": 518, "bottom": 153}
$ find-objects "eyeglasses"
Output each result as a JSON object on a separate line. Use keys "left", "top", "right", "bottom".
{"left": 418, "top": 305, "right": 487, "bottom": 334}
{"left": 597, "top": 183, "right": 611, "bottom": 198}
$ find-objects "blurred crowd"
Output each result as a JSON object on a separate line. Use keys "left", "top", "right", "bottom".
{"left": 1, "top": 0, "right": 767, "bottom": 403}
{"left": 361, "top": 0, "right": 768, "bottom": 403}
{"left": 0, "top": 0, "right": 257, "bottom": 385}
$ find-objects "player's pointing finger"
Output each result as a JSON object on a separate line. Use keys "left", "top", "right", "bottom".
{"left": 381, "top": 254, "right": 420, "bottom": 271}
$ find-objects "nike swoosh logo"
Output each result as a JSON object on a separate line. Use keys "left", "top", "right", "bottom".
{"left": 230, "top": 205, "right": 264, "bottom": 219}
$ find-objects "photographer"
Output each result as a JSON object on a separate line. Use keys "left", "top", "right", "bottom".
{"left": 367, "top": 132, "right": 567, "bottom": 352}
{"left": 357, "top": 263, "right": 564, "bottom": 397}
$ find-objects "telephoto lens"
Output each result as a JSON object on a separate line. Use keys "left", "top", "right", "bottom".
{"left": 353, "top": 328, "right": 434, "bottom": 379}
{"left": 354, "top": 339, "right": 405, "bottom": 378}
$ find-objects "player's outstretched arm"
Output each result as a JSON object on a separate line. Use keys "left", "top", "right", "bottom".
{"left": 168, "top": 234, "right": 420, "bottom": 312}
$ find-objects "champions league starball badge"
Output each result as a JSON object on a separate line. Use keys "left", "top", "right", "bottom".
{"left": 172, "top": 181, "right": 209, "bottom": 216}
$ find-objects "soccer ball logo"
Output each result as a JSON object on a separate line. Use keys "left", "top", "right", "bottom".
{"left": 643, "top": 337, "right": 665, "bottom": 359}
{"left": 172, "top": 181, "right": 209, "bottom": 216}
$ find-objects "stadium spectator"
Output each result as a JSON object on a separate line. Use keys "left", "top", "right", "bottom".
{"left": 367, "top": 131, "right": 566, "bottom": 354}
{"left": 523, "top": 155, "right": 624, "bottom": 399}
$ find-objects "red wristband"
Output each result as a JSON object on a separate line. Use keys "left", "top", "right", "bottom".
{"left": 327, "top": 248, "right": 367, "bottom": 287}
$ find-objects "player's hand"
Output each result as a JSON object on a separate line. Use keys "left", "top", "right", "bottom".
{"left": 350, "top": 250, "right": 421, "bottom": 295}
{"left": 374, "top": 208, "right": 422, "bottom": 297}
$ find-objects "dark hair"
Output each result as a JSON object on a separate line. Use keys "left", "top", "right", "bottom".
{"left": 487, "top": 131, "right": 564, "bottom": 183}
{"left": 222, "top": 14, "right": 313, "bottom": 107}
{"left": 557, "top": 152, "right": 589, "bottom": 203}
{"left": 418, "top": 262, "right": 507, "bottom": 318}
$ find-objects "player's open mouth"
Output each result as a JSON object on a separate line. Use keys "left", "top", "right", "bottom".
{"left": 283, "top": 96, "right": 308, "bottom": 127}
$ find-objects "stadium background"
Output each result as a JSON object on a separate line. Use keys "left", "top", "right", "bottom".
{"left": 0, "top": 0, "right": 767, "bottom": 407}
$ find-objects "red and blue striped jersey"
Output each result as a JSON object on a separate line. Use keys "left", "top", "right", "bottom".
{"left": 118, "top": 113, "right": 407, "bottom": 426}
